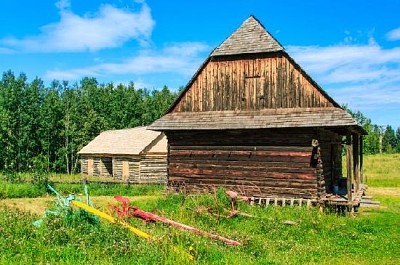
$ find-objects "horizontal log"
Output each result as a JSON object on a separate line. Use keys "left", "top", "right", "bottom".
{"left": 170, "top": 150, "right": 309, "bottom": 157}
{"left": 169, "top": 159, "right": 310, "bottom": 168}
{"left": 170, "top": 145, "right": 313, "bottom": 152}
{"left": 169, "top": 162, "right": 316, "bottom": 174}
{"left": 169, "top": 176, "right": 318, "bottom": 189}
{"left": 168, "top": 167, "right": 316, "bottom": 180}
{"left": 169, "top": 153, "right": 311, "bottom": 163}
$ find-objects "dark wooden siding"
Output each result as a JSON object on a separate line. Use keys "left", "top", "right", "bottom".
{"left": 166, "top": 128, "right": 333, "bottom": 199}
{"left": 173, "top": 54, "right": 334, "bottom": 112}
{"left": 318, "top": 130, "right": 342, "bottom": 193}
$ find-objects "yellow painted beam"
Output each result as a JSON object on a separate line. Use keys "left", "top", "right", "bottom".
{"left": 71, "top": 200, "right": 151, "bottom": 239}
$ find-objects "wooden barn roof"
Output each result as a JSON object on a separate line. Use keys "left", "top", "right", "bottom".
{"left": 211, "top": 15, "right": 283, "bottom": 56}
{"left": 78, "top": 127, "right": 166, "bottom": 156}
{"left": 150, "top": 107, "right": 365, "bottom": 134}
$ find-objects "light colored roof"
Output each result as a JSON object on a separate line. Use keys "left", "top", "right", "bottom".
{"left": 78, "top": 127, "right": 166, "bottom": 156}
{"left": 211, "top": 15, "right": 283, "bottom": 56}
{"left": 149, "top": 107, "right": 365, "bottom": 134}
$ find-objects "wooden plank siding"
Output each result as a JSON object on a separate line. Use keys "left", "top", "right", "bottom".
{"left": 165, "top": 128, "right": 339, "bottom": 198}
{"left": 139, "top": 154, "right": 168, "bottom": 184}
{"left": 173, "top": 54, "right": 334, "bottom": 113}
{"left": 80, "top": 154, "right": 167, "bottom": 184}
{"left": 81, "top": 156, "right": 89, "bottom": 175}
{"left": 113, "top": 157, "right": 140, "bottom": 182}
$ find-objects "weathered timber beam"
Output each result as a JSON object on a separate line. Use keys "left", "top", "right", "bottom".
{"left": 352, "top": 134, "right": 360, "bottom": 193}
{"left": 169, "top": 153, "right": 311, "bottom": 163}
{"left": 168, "top": 168, "right": 316, "bottom": 180}
{"left": 169, "top": 162, "right": 317, "bottom": 174}
{"left": 346, "top": 134, "right": 353, "bottom": 203}
{"left": 170, "top": 145, "right": 313, "bottom": 152}
{"left": 360, "top": 136, "right": 364, "bottom": 184}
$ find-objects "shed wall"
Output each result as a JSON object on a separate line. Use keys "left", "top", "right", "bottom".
{"left": 81, "top": 154, "right": 167, "bottom": 184}
{"left": 113, "top": 156, "right": 140, "bottom": 182}
{"left": 139, "top": 154, "right": 167, "bottom": 184}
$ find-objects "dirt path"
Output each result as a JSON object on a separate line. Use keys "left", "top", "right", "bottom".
{"left": 0, "top": 195, "right": 161, "bottom": 216}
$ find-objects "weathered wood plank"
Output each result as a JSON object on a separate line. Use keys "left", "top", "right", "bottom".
{"left": 170, "top": 145, "right": 312, "bottom": 152}
{"left": 172, "top": 54, "right": 334, "bottom": 112}
{"left": 169, "top": 161, "right": 316, "bottom": 173}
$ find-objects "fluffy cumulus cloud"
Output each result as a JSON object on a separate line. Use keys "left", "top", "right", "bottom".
{"left": 386, "top": 27, "right": 400, "bottom": 41}
{"left": 44, "top": 42, "right": 210, "bottom": 81}
{"left": 287, "top": 41, "right": 400, "bottom": 111}
{"left": 1, "top": 0, "right": 154, "bottom": 52}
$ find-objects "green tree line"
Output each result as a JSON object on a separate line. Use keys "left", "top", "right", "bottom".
{"left": 344, "top": 106, "right": 400, "bottom": 154}
{"left": 0, "top": 71, "right": 177, "bottom": 174}
{"left": 1, "top": 71, "right": 399, "bottom": 174}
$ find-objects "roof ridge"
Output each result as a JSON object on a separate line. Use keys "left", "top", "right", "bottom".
{"left": 211, "top": 15, "right": 284, "bottom": 56}
{"left": 102, "top": 126, "right": 148, "bottom": 133}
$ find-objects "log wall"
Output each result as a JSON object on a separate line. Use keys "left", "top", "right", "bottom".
{"left": 91, "top": 157, "right": 100, "bottom": 176}
{"left": 317, "top": 130, "right": 342, "bottom": 193}
{"left": 173, "top": 53, "right": 334, "bottom": 112}
{"left": 166, "top": 128, "right": 340, "bottom": 199}
{"left": 80, "top": 154, "right": 167, "bottom": 184}
{"left": 139, "top": 154, "right": 168, "bottom": 184}
{"left": 113, "top": 156, "right": 140, "bottom": 182}
{"left": 81, "top": 156, "right": 89, "bottom": 175}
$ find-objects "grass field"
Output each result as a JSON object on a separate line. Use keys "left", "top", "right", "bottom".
{"left": 0, "top": 154, "right": 399, "bottom": 264}
{"left": 363, "top": 153, "right": 400, "bottom": 187}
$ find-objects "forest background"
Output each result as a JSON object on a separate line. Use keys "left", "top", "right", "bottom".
{"left": 1, "top": 71, "right": 399, "bottom": 174}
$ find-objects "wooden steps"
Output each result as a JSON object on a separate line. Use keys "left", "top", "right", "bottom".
{"left": 360, "top": 195, "right": 380, "bottom": 208}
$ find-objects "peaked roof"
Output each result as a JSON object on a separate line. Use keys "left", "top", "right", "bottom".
{"left": 78, "top": 127, "right": 166, "bottom": 156}
{"left": 211, "top": 15, "right": 283, "bottom": 56}
{"left": 150, "top": 16, "right": 364, "bottom": 134}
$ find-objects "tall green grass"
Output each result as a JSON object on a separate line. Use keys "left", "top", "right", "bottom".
{"left": 0, "top": 182, "right": 165, "bottom": 199}
{"left": 1, "top": 154, "right": 400, "bottom": 264}
{"left": 363, "top": 153, "right": 400, "bottom": 187}
{"left": 1, "top": 190, "right": 399, "bottom": 264}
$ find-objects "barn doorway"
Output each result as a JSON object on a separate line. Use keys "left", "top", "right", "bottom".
{"left": 101, "top": 157, "right": 113, "bottom": 176}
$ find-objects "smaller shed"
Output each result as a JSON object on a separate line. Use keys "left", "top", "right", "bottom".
{"left": 78, "top": 127, "right": 167, "bottom": 184}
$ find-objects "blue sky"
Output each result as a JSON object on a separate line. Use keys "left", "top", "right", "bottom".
{"left": 0, "top": 0, "right": 399, "bottom": 129}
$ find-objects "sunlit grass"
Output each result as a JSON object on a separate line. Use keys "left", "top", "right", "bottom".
{"left": 0, "top": 154, "right": 400, "bottom": 264}
{"left": 364, "top": 154, "right": 400, "bottom": 187}
{"left": 1, "top": 189, "right": 399, "bottom": 264}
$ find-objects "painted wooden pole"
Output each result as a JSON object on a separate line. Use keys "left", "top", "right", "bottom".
{"left": 72, "top": 200, "right": 151, "bottom": 239}
{"left": 132, "top": 207, "right": 241, "bottom": 246}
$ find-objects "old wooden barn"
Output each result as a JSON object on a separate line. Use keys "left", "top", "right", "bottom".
{"left": 78, "top": 127, "right": 167, "bottom": 184}
{"left": 150, "top": 16, "right": 367, "bottom": 208}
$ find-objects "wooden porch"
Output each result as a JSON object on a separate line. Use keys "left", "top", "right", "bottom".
{"left": 322, "top": 132, "right": 379, "bottom": 212}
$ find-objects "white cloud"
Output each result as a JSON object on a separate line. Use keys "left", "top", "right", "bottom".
{"left": 287, "top": 43, "right": 400, "bottom": 84}
{"left": 44, "top": 42, "right": 210, "bottom": 81}
{"left": 386, "top": 27, "right": 400, "bottom": 41}
{"left": 0, "top": 0, "right": 154, "bottom": 52}
{"left": 0, "top": 47, "right": 15, "bottom": 54}
{"left": 287, "top": 41, "right": 400, "bottom": 125}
